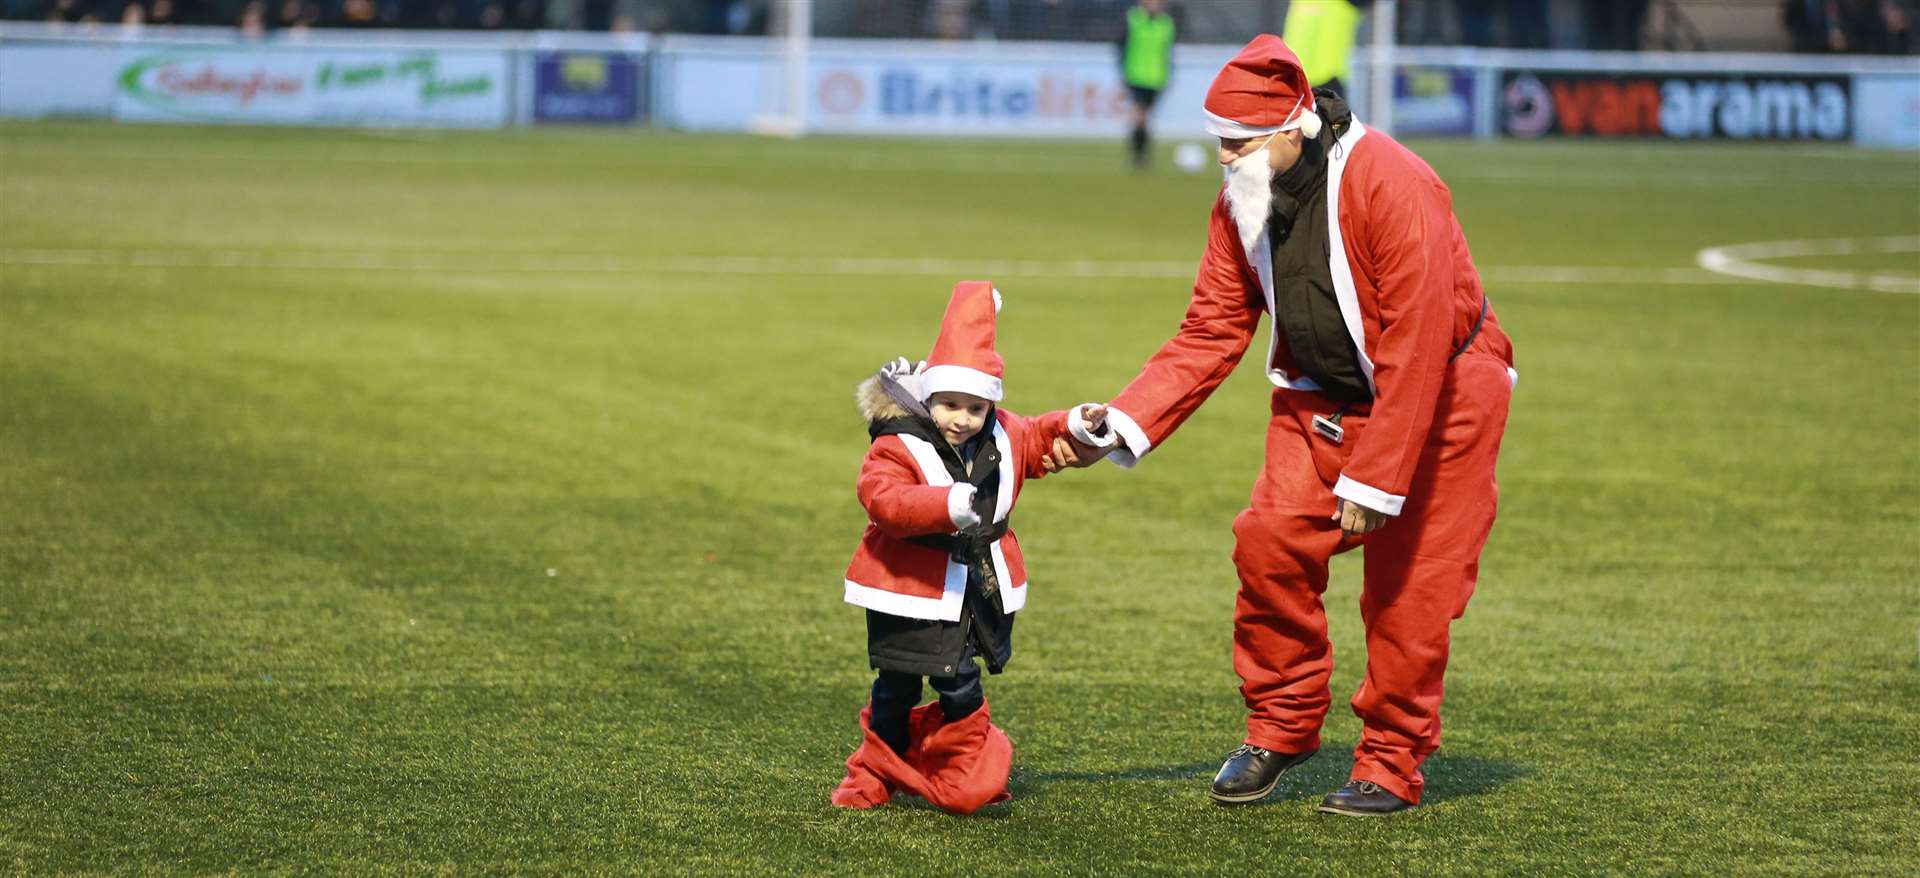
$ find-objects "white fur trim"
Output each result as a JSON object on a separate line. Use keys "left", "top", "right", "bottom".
{"left": 1067, "top": 404, "right": 1118, "bottom": 449}
{"left": 1205, "top": 93, "right": 1310, "bottom": 139}
{"left": 1324, "top": 120, "right": 1376, "bottom": 394}
{"left": 920, "top": 364, "right": 1003, "bottom": 402}
{"left": 1333, "top": 474, "right": 1405, "bottom": 517}
{"left": 844, "top": 556, "right": 968, "bottom": 621}
{"left": 1103, "top": 407, "right": 1151, "bottom": 468}
{"left": 947, "top": 483, "right": 980, "bottom": 530}
{"left": 896, "top": 434, "right": 955, "bottom": 487}
{"left": 990, "top": 419, "right": 1015, "bottom": 523}
{"left": 991, "top": 540, "right": 1026, "bottom": 613}
{"left": 991, "top": 287, "right": 1002, "bottom": 313}
{"left": 1259, "top": 119, "right": 1374, "bottom": 393}
{"left": 904, "top": 426, "right": 1012, "bottom": 526}
{"left": 1203, "top": 107, "right": 1284, "bottom": 139}
{"left": 1508, "top": 367, "right": 1519, "bottom": 388}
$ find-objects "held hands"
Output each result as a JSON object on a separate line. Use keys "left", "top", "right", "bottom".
{"left": 1042, "top": 435, "right": 1110, "bottom": 472}
{"left": 1043, "top": 403, "right": 1117, "bottom": 472}
{"left": 1333, "top": 498, "right": 1388, "bottom": 537}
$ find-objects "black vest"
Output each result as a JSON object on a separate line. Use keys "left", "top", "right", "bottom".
{"left": 1266, "top": 90, "right": 1372, "bottom": 404}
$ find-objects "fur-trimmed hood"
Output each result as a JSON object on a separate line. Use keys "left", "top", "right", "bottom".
{"left": 855, "top": 372, "right": 910, "bottom": 424}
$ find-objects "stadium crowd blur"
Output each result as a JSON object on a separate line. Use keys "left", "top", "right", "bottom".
{"left": 1, "top": 0, "right": 1910, "bottom": 55}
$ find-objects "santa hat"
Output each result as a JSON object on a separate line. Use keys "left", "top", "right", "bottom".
{"left": 919, "top": 280, "right": 1004, "bottom": 402}
{"left": 1202, "top": 34, "right": 1323, "bottom": 141}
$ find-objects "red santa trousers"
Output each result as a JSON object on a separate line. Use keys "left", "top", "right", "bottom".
{"left": 1229, "top": 353, "right": 1511, "bottom": 805}
{"left": 830, "top": 700, "right": 1013, "bottom": 814}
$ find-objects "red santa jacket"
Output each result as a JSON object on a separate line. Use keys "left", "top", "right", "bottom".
{"left": 843, "top": 375, "right": 1075, "bottom": 622}
{"left": 1104, "top": 120, "right": 1517, "bottom": 516}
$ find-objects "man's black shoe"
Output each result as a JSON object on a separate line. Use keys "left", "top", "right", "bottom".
{"left": 1316, "top": 780, "right": 1416, "bottom": 816}
{"left": 1208, "top": 745, "right": 1317, "bottom": 804}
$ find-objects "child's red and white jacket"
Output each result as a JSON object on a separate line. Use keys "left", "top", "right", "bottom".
{"left": 842, "top": 372, "right": 1108, "bottom": 622}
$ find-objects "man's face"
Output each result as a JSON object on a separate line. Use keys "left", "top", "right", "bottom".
{"left": 1217, "top": 129, "right": 1304, "bottom": 174}
{"left": 928, "top": 391, "right": 992, "bottom": 446}
{"left": 1141, "top": 0, "right": 1166, "bottom": 13}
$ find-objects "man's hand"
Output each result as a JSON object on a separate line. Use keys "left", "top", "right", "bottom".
{"left": 1333, "top": 498, "right": 1388, "bottom": 537}
{"left": 1083, "top": 404, "right": 1107, "bottom": 433}
{"left": 1041, "top": 436, "right": 1111, "bottom": 472}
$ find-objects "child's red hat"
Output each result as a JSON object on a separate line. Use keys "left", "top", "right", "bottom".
{"left": 920, "top": 280, "right": 1005, "bottom": 402}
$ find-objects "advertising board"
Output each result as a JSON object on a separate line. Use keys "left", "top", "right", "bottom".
{"left": 1393, "top": 66, "right": 1475, "bottom": 137}
{"left": 533, "top": 51, "right": 643, "bottom": 124}
{"left": 112, "top": 46, "right": 510, "bottom": 127}
{"left": 1501, "top": 70, "right": 1850, "bottom": 141}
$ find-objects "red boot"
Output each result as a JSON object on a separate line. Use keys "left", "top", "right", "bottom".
{"left": 830, "top": 700, "right": 1012, "bottom": 814}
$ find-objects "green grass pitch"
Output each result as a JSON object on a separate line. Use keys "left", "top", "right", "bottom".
{"left": 1, "top": 120, "right": 1917, "bottom": 875}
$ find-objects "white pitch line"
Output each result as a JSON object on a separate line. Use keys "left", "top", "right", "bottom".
{"left": 1479, "top": 266, "right": 1732, "bottom": 285}
{"left": 1696, "top": 235, "right": 1920, "bottom": 295}
{"left": 0, "top": 247, "right": 1746, "bottom": 286}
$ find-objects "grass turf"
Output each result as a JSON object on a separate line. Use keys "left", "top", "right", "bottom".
{"left": 1, "top": 121, "right": 1917, "bottom": 875}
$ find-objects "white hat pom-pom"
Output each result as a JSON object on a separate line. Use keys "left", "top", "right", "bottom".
{"left": 1298, "top": 110, "right": 1323, "bottom": 139}
{"left": 991, "top": 288, "right": 1003, "bottom": 313}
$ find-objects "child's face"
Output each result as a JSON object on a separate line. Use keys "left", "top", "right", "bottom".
{"left": 927, "top": 391, "right": 992, "bottom": 446}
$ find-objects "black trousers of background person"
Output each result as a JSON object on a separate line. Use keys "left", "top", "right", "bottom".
{"left": 869, "top": 642, "right": 985, "bottom": 756}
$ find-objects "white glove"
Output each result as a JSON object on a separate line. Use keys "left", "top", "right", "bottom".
{"left": 947, "top": 483, "right": 981, "bottom": 530}
{"left": 879, "top": 356, "right": 927, "bottom": 402}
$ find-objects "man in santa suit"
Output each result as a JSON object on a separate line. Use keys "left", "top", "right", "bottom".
{"left": 1048, "top": 34, "right": 1517, "bottom": 816}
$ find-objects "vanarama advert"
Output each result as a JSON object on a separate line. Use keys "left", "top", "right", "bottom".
{"left": 1502, "top": 71, "right": 1850, "bottom": 140}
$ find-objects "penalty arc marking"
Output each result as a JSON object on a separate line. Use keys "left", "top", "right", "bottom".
{"left": 1695, "top": 235, "right": 1920, "bottom": 295}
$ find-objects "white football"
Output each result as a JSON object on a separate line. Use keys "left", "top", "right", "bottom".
{"left": 1173, "top": 142, "right": 1208, "bottom": 174}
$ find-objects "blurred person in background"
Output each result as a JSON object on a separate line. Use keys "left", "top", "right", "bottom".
{"left": 1791, "top": 0, "right": 1915, "bottom": 52}
{"left": 237, "top": 0, "right": 264, "bottom": 35}
{"left": 927, "top": 0, "right": 974, "bottom": 39}
{"left": 1282, "top": 0, "right": 1362, "bottom": 95}
{"left": 1118, "top": 0, "right": 1175, "bottom": 169}
{"left": 1855, "top": 0, "right": 1913, "bottom": 52}
{"left": 43, "top": 0, "right": 97, "bottom": 21}
{"left": 334, "top": 0, "right": 380, "bottom": 26}
{"left": 276, "top": 0, "right": 318, "bottom": 31}
{"left": 1787, "top": 0, "right": 1852, "bottom": 49}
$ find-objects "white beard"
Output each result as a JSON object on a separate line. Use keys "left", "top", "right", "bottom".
{"left": 1222, "top": 148, "right": 1275, "bottom": 256}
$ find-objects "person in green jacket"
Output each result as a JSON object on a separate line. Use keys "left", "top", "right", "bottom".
{"left": 1282, "top": 0, "right": 1365, "bottom": 96}
{"left": 1118, "top": 0, "right": 1175, "bottom": 169}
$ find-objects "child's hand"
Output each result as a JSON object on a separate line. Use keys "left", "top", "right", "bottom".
{"left": 1083, "top": 404, "right": 1107, "bottom": 431}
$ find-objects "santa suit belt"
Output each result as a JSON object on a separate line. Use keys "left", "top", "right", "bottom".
{"left": 907, "top": 520, "right": 1011, "bottom": 597}
{"left": 1312, "top": 296, "right": 1490, "bottom": 444}
{"left": 1452, "top": 296, "right": 1490, "bottom": 363}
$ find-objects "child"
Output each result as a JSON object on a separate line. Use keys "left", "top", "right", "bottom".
{"left": 830, "top": 281, "right": 1112, "bottom": 814}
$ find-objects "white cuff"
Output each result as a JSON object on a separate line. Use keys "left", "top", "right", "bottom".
{"left": 1103, "top": 407, "right": 1152, "bottom": 469}
{"left": 1332, "top": 475, "right": 1406, "bottom": 517}
{"left": 1067, "top": 404, "right": 1119, "bottom": 449}
{"left": 947, "top": 483, "right": 981, "bottom": 529}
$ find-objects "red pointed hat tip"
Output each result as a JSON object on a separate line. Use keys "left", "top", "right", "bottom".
{"left": 1203, "top": 33, "right": 1317, "bottom": 138}
{"left": 920, "top": 281, "right": 1005, "bottom": 402}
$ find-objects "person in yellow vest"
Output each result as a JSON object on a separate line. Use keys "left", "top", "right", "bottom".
{"left": 1282, "top": 0, "right": 1365, "bottom": 96}
{"left": 1118, "top": 0, "right": 1176, "bottom": 169}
